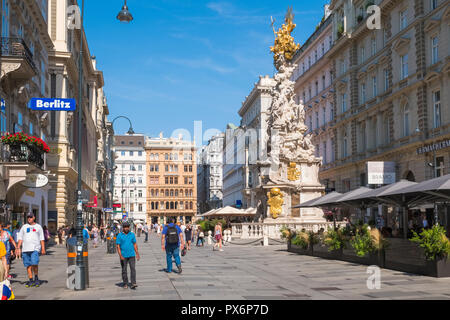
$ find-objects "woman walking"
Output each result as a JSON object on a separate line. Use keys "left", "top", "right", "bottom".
{"left": 184, "top": 224, "right": 193, "bottom": 251}
{"left": 196, "top": 227, "right": 204, "bottom": 247}
{"left": 0, "top": 223, "right": 17, "bottom": 280}
{"left": 213, "top": 222, "right": 223, "bottom": 252}
{"left": 92, "top": 224, "right": 99, "bottom": 248}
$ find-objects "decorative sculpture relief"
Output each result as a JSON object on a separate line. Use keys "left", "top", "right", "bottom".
{"left": 287, "top": 162, "right": 301, "bottom": 181}
{"left": 267, "top": 187, "right": 284, "bottom": 219}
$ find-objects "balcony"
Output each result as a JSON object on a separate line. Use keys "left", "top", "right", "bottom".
{"left": 1, "top": 143, "right": 46, "bottom": 169}
{"left": 0, "top": 37, "right": 37, "bottom": 81}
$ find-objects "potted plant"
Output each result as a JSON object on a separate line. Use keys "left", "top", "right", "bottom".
{"left": 323, "top": 227, "right": 346, "bottom": 258}
{"left": 289, "top": 230, "right": 314, "bottom": 255}
{"left": 410, "top": 225, "right": 450, "bottom": 277}
{"left": 347, "top": 224, "right": 385, "bottom": 266}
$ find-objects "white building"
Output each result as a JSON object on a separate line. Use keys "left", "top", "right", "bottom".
{"left": 197, "top": 133, "right": 225, "bottom": 213}
{"left": 113, "top": 134, "right": 147, "bottom": 223}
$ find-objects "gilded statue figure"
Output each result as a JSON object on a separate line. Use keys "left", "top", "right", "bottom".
{"left": 287, "top": 162, "right": 301, "bottom": 181}
{"left": 267, "top": 188, "right": 284, "bottom": 219}
{"left": 270, "top": 7, "right": 301, "bottom": 65}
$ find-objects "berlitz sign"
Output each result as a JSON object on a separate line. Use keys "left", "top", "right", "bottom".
{"left": 28, "top": 98, "right": 76, "bottom": 111}
{"left": 20, "top": 174, "right": 49, "bottom": 188}
{"left": 417, "top": 139, "right": 450, "bottom": 155}
{"left": 367, "top": 161, "right": 396, "bottom": 185}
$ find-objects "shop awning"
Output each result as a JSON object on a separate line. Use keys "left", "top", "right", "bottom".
{"left": 203, "top": 206, "right": 256, "bottom": 217}
{"left": 292, "top": 191, "right": 343, "bottom": 208}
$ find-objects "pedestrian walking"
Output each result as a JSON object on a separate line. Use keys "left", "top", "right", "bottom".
{"left": 196, "top": 227, "right": 205, "bottom": 247}
{"left": 0, "top": 241, "right": 7, "bottom": 282}
{"left": 143, "top": 223, "right": 149, "bottom": 243}
{"left": 137, "top": 223, "right": 142, "bottom": 238}
{"left": 213, "top": 222, "right": 224, "bottom": 251}
{"left": 161, "top": 218, "right": 184, "bottom": 274}
{"left": 0, "top": 223, "right": 17, "bottom": 280}
{"left": 116, "top": 222, "right": 140, "bottom": 289}
{"left": 184, "top": 224, "right": 193, "bottom": 251}
{"left": 100, "top": 225, "right": 105, "bottom": 243}
{"left": 16, "top": 213, "right": 45, "bottom": 288}
{"left": 92, "top": 225, "right": 99, "bottom": 248}
{"left": 157, "top": 223, "right": 161, "bottom": 237}
{"left": 43, "top": 225, "right": 50, "bottom": 248}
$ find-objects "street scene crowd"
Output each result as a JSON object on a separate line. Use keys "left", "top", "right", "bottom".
{"left": 1, "top": 215, "right": 226, "bottom": 298}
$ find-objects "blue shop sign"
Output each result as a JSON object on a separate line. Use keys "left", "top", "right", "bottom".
{"left": 28, "top": 98, "right": 76, "bottom": 111}
{"left": 1, "top": 98, "right": 5, "bottom": 111}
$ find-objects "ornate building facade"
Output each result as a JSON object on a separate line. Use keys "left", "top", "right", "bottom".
{"left": 197, "top": 132, "right": 224, "bottom": 213}
{"left": 0, "top": 0, "right": 53, "bottom": 228}
{"left": 145, "top": 133, "right": 197, "bottom": 225}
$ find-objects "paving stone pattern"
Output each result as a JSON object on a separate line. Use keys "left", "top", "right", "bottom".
{"left": 9, "top": 234, "right": 450, "bottom": 300}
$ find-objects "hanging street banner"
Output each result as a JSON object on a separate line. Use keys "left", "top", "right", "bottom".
{"left": 28, "top": 98, "right": 76, "bottom": 111}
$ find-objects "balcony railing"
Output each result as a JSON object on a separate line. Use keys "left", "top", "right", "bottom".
{"left": 0, "top": 37, "right": 37, "bottom": 71}
{"left": 0, "top": 143, "right": 45, "bottom": 169}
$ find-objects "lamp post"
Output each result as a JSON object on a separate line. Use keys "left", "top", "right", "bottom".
{"left": 75, "top": 0, "right": 133, "bottom": 291}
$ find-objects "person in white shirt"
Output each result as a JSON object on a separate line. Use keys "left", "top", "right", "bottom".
{"left": 16, "top": 213, "right": 45, "bottom": 288}
{"left": 180, "top": 223, "right": 186, "bottom": 234}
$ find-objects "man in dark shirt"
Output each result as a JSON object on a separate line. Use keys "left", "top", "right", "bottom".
{"left": 161, "top": 218, "right": 184, "bottom": 274}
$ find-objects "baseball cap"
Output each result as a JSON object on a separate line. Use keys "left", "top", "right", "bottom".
{"left": 27, "top": 213, "right": 35, "bottom": 218}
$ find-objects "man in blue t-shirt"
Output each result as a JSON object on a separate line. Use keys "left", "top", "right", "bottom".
{"left": 116, "top": 222, "right": 140, "bottom": 289}
{"left": 161, "top": 218, "right": 184, "bottom": 274}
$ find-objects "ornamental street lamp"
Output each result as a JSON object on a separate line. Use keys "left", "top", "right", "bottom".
{"left": 75, "top": 0, "right": 133, "bottom": 291}
{"left": 117, "top": 0, "right": 134, "bottom": 23}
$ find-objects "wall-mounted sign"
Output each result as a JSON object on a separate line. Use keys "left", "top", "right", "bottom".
{"left": 1, "top": 98, "right": 5, "bottom": 111}
{"left": 367, "top": 161, "right": 396, "bottom": 185}
{"left": 417, "top": 139, "right": 450, "bottom": 155}
{"left": 28, "top": 98, "right": 76, "bottom": 111}
{"left": 20, "top": 174, "right": 49, "bottom": 188}
{"left": 49, "top": 147, "right": 63, "bottom": 155}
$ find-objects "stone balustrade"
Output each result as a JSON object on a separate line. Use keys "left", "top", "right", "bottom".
{"left": 231, "top": 222, "right": 346, "bottom": 240}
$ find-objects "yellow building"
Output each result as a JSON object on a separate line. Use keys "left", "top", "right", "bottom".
{"left": 145, "top": 133, "right": 197, "bottom": 225}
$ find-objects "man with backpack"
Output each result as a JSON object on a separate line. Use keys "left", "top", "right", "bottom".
{"left": 161, "top": 218, "right": 184, "bottom": 274}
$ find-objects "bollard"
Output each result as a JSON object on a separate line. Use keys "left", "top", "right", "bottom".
{"left": 67, "top": 243, "right": 89, "bottom": 289}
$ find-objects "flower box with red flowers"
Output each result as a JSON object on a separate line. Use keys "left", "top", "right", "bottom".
{"left": 1, "top": 132, "right": 50, "bottom": 153}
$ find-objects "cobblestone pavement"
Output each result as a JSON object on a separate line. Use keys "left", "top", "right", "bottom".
{"left": 8, "top": 234, "right": 450, "bottom": 300}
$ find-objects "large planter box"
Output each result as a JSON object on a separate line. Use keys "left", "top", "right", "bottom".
{"left": 426, "top": 259, "right": 450, "bottom": 278}
{"left": 341, "top": 247, "right": 380, "bottom": 266}
{"left": 287, "top": 241, "right": 312, "bottom": 256}
{"left": 312, "top": 243, "right": 342, "bottom": 260}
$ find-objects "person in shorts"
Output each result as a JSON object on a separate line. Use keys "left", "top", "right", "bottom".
{"left": 0, "top": 223, "right": 17, "bottom": 280}
{"left": 16, "top": 213, "right": 45, "bottom": 288}
{"left": 213, "top": 222, "right": 223, "bottom": 252}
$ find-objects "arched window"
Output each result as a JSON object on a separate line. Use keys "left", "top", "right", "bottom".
{"left": 170, "top": 189, "right": 174, "bottom": 197}
{"left": 175, "top": 202, "right": 178, "bottom": 209}
{"left": 180, "top": 202, "right": 184, "bottom": 210}
{"left": 189, "top": 202, "right": 193, "bottom": 210}
{"left": 189, "top": 190, "right": 193, "bottom": 197}
{"left": 185, "top": 189, "right": 188, "bottom": 197}
{"left": 185, "top": 201, "right": 188, "bottom": 209}
{"left": 174, "top": 153, "right": 178, "bottom": 160}
{"left": 155, "top": 202, "right": 159, "bottom": 210}
{"left": 166, "top": 202, "right": 169, "bottom": 210}
{"left": 165, "top": 190, "right": 169, "bottom": 197}
{"left": 155, "top": 189, "right": 159, "bottom": 197}
{"left": 151, "top": 189, "right": 154, "bottom": 197}
{"left": 151, "top": 202, "right": 155, "bottom": 210}
{"left": 160, "top": 189, "right": 164, "bottom": 196}
{"left": 165, "top": 153, "right": 169, "bottom": 160}
{"left": 170, "top": 202, "right": 174, "bottom": 210}
{"left": 175, "top": 190, "right": 179, "bottom": 197}
{"left": 403, "top": 103, "right": 410, "bottom": 137}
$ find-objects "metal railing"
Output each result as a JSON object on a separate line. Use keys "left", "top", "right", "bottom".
{"left": 0, "top": 37, "right": 37, "bottom": 70}
{"left": 0, "top": 143, "right": 45, "bottom": 169}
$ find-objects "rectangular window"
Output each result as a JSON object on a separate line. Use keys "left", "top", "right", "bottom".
{"left": 138, "top": 176, "right": 143, "bottom": 184}
{"left": 371, "top": 38, "right": 376, "bottom": 56}
{"left": 315, "top": 112, "right": 319, "bottom": 128}
{"left": 431, "top": 37, "right": 439, "bottom": 64}
{"left": 343, "top": 138, "right": 348, "bottom": 158}
{"left": 323, "top": 142, "right": 327, "bottom": 164}
{"left": 129, "top": 151, "right": 134, "bottom": 156}
{"left": 361, "top": 47, "right": 365, "bottom": 63}
{"left": 341, "top": 94, "right": 347, "bottom": 113}
{"left": 138, "top": 165, "right": 142, "bottom": 171}
{"left": 401, "top": 54, "right": 408, "bottom": 80}
{"left": 400, "top": 10, "right": 407, "bottom": 30}
{"left": 138, "top": 204, "right": 143, "bottom": 212}
{"left": 372, "top": 76, "right": 377, "bottom": 97}
{"left": 431, "top": 0, "right": 437, "bottom": 10}
{"left": 121, "top": 151, "right": 125, "bottom": 156}
{"left": 433, "top": 90, "right": 441, "bottom": 128}
{"left": 361, "top": 83, "right": 366, "bottom": 104}
{"left": 138, "top": 151, "right": 142, "bottom": 156}
{"left": 436, "top": 156, "right": 444, "bottom": 177}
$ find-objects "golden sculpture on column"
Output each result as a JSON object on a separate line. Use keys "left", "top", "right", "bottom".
{"left": 270, "top": 7, "right": 300, "bottom": 64}
{"left": 267, "top": 188, "right": 284, "bottom": 219}
{"left": 287, "top": 162, "right": 301, "bottom": 181}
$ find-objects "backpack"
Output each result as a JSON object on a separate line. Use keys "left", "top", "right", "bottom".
{"left": 166, "top": 226, "right": 179, "bottom": 245}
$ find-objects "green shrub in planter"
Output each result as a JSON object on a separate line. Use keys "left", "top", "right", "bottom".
{"left": 280, "top": 225, "right": 293, "bottom": 240}
{"left": 291, "top": 232, "right": 309, "bottom": 250}
{"left": 324, "top": 227, "right": 347, "bottom": 252}
{"left": 410, "top": 225, "right": 450, "bottom": 261}
{"left": 351, "top": 225, "right": 375, "bottom": 257}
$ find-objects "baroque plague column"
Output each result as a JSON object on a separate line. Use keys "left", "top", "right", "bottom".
{"left": 257, "top": 8, "right": 325, "bottom": 224}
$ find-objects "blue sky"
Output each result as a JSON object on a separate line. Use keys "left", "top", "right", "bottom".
{"left": 83, "top": 0, "right": 329, "bottom": 144}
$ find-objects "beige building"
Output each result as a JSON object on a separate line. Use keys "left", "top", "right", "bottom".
{"left": 293, "top": 9, "right": 335, "bottom": 184}
{"left": 320, "top": 0, "right": 450, "bottom": 225}
{"left": 0, "top": 0, "right": 53, "bottom": 228}
{"left": 46, "top": 0, "right": 109, "bottom": 227}
{"left": 145, "top": 133, "right": 197, "bottom": 225}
